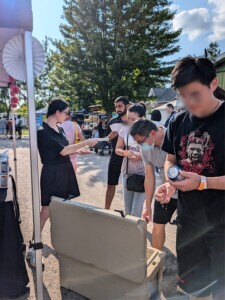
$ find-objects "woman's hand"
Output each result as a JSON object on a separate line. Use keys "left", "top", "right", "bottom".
{"left": 127, "top": 151, "right": 142, "bottom": 161}
{"left": 75, "top": 148, "right": 94, "bottom": 155}
{"left": 86, "top": 139, "right": 98, "bottom": 148}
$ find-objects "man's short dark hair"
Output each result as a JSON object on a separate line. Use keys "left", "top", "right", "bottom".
{"left": 166, "top": 103, "right": 174, "bottom": 110}
{"left": 171, "top": 56, "right": 217, "bottom": 89}
{"left": 130, "top": 119, "right": 158, "bottom": 137}
{"left": 114, "top": 96, "right": 129, "bottom": 106}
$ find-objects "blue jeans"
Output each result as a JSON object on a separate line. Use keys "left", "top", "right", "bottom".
{"left": 122, "top": 175, "right": 145, "bottom": 218}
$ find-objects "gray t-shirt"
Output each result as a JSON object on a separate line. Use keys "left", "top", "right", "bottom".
{"left": 141, "top": 146, "right": 167, "bottom": 182}
{"left": 141, "top": 145, "right": 178, "bottom": 199}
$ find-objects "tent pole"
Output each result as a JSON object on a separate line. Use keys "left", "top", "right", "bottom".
{"left": 11, "top": 108, "right": 18, "bottom": 185}
{"left": 24, "top": 31, "right": 43, "bottom": 300}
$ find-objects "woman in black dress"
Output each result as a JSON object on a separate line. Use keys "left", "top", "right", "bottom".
{"left": 27, "top": 98, "right": 97, "bottom": 267}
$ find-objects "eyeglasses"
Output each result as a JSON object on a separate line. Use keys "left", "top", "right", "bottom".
{"left": 137, "top": 136, "right": 149, "bottom": 145}
{"left": 62, "top": 110, "right": 70, "bottom": 116}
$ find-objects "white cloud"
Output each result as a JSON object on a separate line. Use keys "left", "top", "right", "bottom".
{"left": 173, "top": 1, "right": 225, "bottom": 42}
{"left": 208, "top": 0, "right": 225, "bottom": 41}
{"left": 173, "top": 8, "right": 211, "bottom": 41}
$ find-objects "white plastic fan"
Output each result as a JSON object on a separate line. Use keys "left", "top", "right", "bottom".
{"left": 2, "top": 35, "right": 45, "bottom": 81}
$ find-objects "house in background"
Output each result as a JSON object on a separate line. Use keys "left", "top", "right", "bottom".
{"left": 151, "top": 99, "right": 182, "bottom": 124}
{"left": 148, "top": 87, "right": 178, "bottom": 108}
{"left": 146, "top": 87, "right": 181, "bottom": 124}
{"left": 214, "top": 52, "right": 225, "bottom": 90}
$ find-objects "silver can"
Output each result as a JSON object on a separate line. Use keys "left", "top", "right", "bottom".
{"left": 167, "top": 166, "right": 184, "bottom": 181}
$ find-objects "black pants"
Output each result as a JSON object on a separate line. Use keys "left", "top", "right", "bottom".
{"left": 177, "top": 218, "right": 225, "bottom": 298}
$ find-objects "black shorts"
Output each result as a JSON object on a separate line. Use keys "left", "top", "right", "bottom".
{"left": 177, "top": 219, "right": 225, "bottom": 298}
{"left": 107, "top": 156, "right": 123, "bottom": 186}
{"left": 40, "top": 161, "right": 80, "bottom": 206}
{"left": 153, "top": 198, "right": 177, "bottom": 224}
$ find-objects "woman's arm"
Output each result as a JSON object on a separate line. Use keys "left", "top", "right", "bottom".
{"left": 60, "top": 139, "right": 97, "bottom": 156}
{"left": 115, "top": 136, "right": 126, "bottom": 156}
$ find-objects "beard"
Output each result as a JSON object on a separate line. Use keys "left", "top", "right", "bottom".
{"left": 117, "top": 109, "right": 127, "bottom": 117}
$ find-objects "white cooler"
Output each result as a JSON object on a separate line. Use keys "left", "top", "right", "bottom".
{"left": 50, "top": 197, "right": 165, "bottom": 300}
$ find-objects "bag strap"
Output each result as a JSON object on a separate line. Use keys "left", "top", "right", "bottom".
{"left": 126, "top": 134, "right": 129, "bottom": 175}
{"left": 9, "top": 175, "right": 21, "bottom": 223}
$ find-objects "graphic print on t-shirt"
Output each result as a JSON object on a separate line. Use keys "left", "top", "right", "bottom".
{"left": 179, "top": 130, "right": 215, "bottom": 174}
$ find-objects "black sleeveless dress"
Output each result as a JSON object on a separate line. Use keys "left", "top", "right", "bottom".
{"left": 37, "top": 122, "right": 80, "bottom": 206}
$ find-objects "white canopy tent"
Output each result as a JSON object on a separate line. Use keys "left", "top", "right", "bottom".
{"left": 0, "top": 1, "right": 44, "bottom": 299}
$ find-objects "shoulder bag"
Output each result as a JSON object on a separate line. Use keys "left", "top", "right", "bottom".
{"left": 126, "top": 134, "right": 145, "bottom": 193}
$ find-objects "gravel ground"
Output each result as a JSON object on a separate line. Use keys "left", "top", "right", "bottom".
{"left": 1, "top": 139, "right": 188, "bottom": 300}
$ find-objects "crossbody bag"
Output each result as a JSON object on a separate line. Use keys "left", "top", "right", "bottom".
{"left": 126, "top": 134, "right": 145, "bottom": 193}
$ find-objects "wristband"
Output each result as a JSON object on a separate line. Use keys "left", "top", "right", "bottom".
{"left": 197, "top": 176, "right": 207, "bottom": 191}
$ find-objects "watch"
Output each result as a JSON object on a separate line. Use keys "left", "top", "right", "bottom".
{"left": 197, "top": 176, "right": 207, "bottom": 191}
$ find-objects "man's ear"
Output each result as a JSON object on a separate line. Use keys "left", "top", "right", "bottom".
{"left": 210, "top": 77, "right": 218, "bottom": 92}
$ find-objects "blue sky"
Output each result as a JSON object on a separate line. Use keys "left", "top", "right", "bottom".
{"left": 32, "top": 0, "right": 225, "bottom": 60}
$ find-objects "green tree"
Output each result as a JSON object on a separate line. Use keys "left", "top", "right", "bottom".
{"left": 0, "top": 88, "right": 10, "bottom": 117}
{"left": 51, "top": 0, "right": 181, "bottom": 113}
{"left": 15, "top": 102, "right": 28, "bottom": 117}
{"left": 206, "top": 42, "right": 221, "bottom": 61}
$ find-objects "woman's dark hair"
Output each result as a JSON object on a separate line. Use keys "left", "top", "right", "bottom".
{"left": 151, "top": 109, "right": 162, "bottom": 122}
{"left": 130, "top": 119, "right": 157, "bottom": 137}
{"left": 47, "top": 98, "right": 69, "bottom": 117}
{"left": 171, "top": 56, "right": 225, "bottom": 100}
{"left": 128, "top": 102, "right": 146, "bottom": 118}
{"left": 114, "top": 96, "right": 130, "bottom": 105}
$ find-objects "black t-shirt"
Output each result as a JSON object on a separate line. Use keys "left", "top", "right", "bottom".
{"left": 162, "top": 102, "right": 225, "bottom": 229}
{"left": 37, "top": 122, "right": 70, "bottom": 165}
{"left": 106, "top": 116, "right": 125, "bottom": 162}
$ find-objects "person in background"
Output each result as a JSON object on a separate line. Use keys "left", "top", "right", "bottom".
{"left": 26, "top": 98, "right": 98, "bottom": 268}
{"left": 105, "top": 96, "right": 130, "bottom": 209}
{"left": 115, "top": 103, "right": 146, "bottom": 217}
{"left": 71, "top": 115, "right": 85, "bottom": 144}
{"left": 61, "top": 112, "right": 85, "bottom": 172}
{"left": 130, "top": 119, "right": 177, "bottom": 250}
{"left": 77, "top": 117, "right": 84, "bottom": 130}
{"left": 0, "top": 117, "right": 6, "bottom": 139}
{"left": 164, "top": 103, "right": 176, "bottom": 127}
{"left": 8, "top": 119, "right": 13, "bottom": 139}
{"left": 151, "top": 109, "right": 162, "bottom": 126}
{"left": 96, "top": 119, "right": 106, "bottom": 155}
{"left": 92, "top": 126, "right": 99, "bottom": 139}
{"left": 97, "top": 118, "right": 107, "bottom": 138}
{"left": 156, "top": 56, "right": 225, "bottom": 299}
{"left": 5, "top": 117, "right": 9, "bottom": 138}
{"left": 16, "top": 115, "right": 23, "bottom": 139}
{"left": 91, "top": 126, "right": 100, "bottom": 153}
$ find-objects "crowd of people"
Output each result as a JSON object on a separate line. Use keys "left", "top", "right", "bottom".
{"left": 24, "top": 56, "right": 225, "bottom": 300}
{"left": 0, "top": 115, "right": 23, "bottom": 139}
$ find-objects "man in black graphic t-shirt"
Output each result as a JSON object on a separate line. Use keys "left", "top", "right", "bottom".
{"left": 155, "top": 57, "right": 225, "bottom": 300}
{"left": 105, "top": 96, "right": 129, "bottom": 209}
